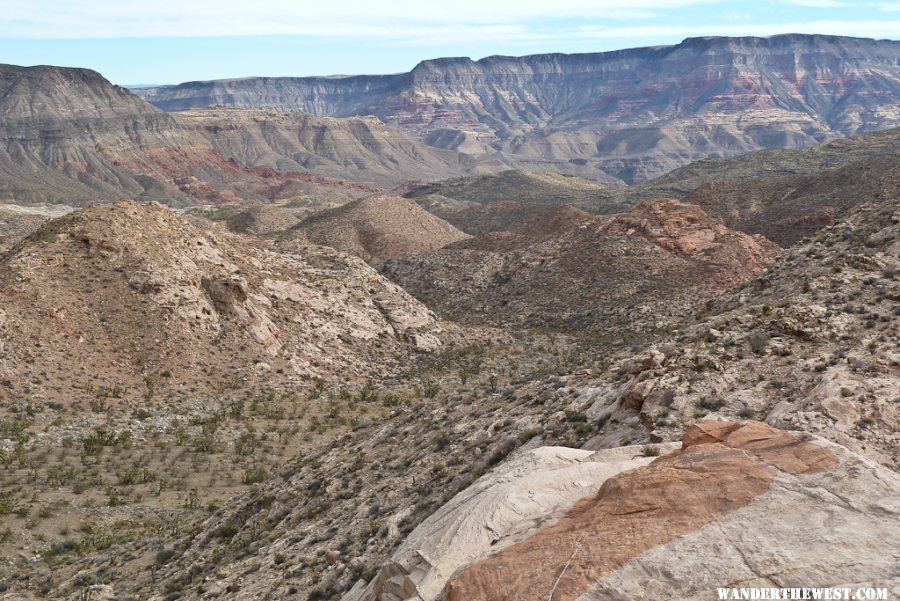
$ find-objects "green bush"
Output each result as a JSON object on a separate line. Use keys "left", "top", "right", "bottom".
{"left": 244, "top": 467, "right": 267, "bottom": 485}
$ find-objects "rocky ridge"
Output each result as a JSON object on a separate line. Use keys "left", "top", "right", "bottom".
{"left": 406, "top": 170, "right": 621, "bottom": 214}
{"left": 442, "top": 202, "right": 599, "bottom": 253}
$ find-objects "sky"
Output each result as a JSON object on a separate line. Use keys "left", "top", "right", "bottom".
{"left": 0, "top": 0, "right": 899, "bottom": 86}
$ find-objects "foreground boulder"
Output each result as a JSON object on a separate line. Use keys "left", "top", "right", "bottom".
{"left": 343, "top": 443, "right": 679, "bottom": 601}
{"left": 349, "top": 420, "right": 900, "bottom": 601}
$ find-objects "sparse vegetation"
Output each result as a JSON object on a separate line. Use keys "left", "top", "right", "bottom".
{"left": 640, "top": 445, "right": 660, "bottom": 457}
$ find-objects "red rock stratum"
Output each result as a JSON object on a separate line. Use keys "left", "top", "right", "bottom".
{"left": 445, "top": 421, "right": 837, "bottom": 601}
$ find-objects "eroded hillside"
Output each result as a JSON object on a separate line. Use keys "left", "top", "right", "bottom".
{"left": 382, "top": 199, "right": 780, "bottom": 340}
{"left": 0, "top": 201, "right": 453, "bottom": 407}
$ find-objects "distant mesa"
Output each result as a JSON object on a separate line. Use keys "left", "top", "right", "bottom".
{"left": 136, "top": 34, "right": 900, "bottom": 184}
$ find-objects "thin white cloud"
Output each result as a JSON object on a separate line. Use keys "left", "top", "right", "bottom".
{"left": 788, "top": 0, "right": 851, "bottom": 7}
{"left": 572, "top": 19, "right": 900, "bottom": 40}
{"left": 2, "top": 0, "right": 897, "bottom": 44}
{"left": 0, "top": 0, "right": 716, "bottom": 38}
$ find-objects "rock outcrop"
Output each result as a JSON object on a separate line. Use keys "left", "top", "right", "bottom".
{"left": 603, "top": 199, "right": 779, "bottom": 278}
{"left": 342, "top": 443, "right": 679, "bottom": 601}
{"left": 351, "top": 421, "right": 899, "bottom": 601}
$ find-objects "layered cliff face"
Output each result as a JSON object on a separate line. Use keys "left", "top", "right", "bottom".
{"left": 136, "top": 35, "right": 900, "bottom": 182}
{"left": 171, "top": 108, "right": 466, "bottom": 186}
{"left": 0, "top": 64, "right": 198, "bottom": 204}
{"left": 0, "top": 65, "right": 469, "bottom": 206}
{"left": 0, "top": 65, "right": 398, "bottom": 205}
{"left": 136, "top": 73, "right": 405, "bottom": 115}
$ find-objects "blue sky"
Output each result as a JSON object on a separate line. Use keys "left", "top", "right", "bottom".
{"left": 1, "top": 0, "right": 899, "bottom": 85}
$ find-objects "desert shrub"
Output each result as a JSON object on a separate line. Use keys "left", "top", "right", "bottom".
{"left": 244, "top": 467, "right": 267, "bottom": 485}
{"left": 746, "top": 331, "right": 769, "bottom": 354}
{"left": 420, "top": 380, "right": 441, "bottom": 399}
{"left": 235, "top": 429, "right": 258, "bottom": 456}
{"left": 0, "top": 491, "right": 19, "bottom": 515}
{"left": 697, "top": 398, "right": 727, "bottom": 412}
{"left": 640, "top": 445, "right": 660, "bottom": 457}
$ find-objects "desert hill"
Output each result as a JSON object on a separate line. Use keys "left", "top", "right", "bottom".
{"left": 282, "top": 194, "right": 471, "bottom": 264}
{"left": 683, "top": 148, "right": 900, "bottom": 246}
{"left": 443, "top": 201, "right": 600, "bottom": 252}
{"left": 409, "top": 193, "right": 480, "bottom": 221}
{"left": 184, "top": 196, "right": 350, "bottom": 237}
{"left": 0, "top": 201, "right": 450, "bottom": 405}
{"left": 382, "top": 199, "right": 780, "bottom": 339}
{"left": 223, "top": 204, "right": 301, "bottom": 236}
{"left": 618, "top": 126, "right": 900, "bottom": 202}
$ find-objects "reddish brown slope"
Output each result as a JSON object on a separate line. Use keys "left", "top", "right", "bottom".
{"left": 381, "top": 199, "right": 780, "bottom": 338}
